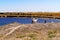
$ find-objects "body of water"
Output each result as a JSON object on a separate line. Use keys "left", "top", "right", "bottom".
{"left": 0, "top": 18, "right": 60, "bottom": 26}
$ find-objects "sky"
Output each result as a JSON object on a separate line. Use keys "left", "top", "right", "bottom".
{"left": 0, "top": 0, "right": 60, "bottom": 12}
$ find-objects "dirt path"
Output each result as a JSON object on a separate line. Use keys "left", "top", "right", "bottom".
{"left": 1, "top": 24, "right": 27, "bottom": 40}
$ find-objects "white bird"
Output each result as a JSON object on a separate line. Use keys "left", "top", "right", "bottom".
{"left": 32, "top": 18, "right": 38, "bottom": 23}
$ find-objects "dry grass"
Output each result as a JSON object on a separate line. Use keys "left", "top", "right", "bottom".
{"left": 0, "top": 23, "right": 60, "bottom": 40}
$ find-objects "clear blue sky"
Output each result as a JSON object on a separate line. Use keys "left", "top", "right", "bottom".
{"left": 0, "top": 0, "right": 60, "bottom": 12}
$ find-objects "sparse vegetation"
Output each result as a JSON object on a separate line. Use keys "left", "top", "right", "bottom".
{"left": 28, "top": 33, "right": 36, "bottom": 38}
{"left": 16, "top": 34, "right": 26, "bottom": 38}
{"left": 1, "top": 23, "right": 60, "bottom": 40}
{"left": 28, "top": 32, "right": 37, "bottom": 40}
{"left": 48, "top": 30, "right": 56, "bottom": 38}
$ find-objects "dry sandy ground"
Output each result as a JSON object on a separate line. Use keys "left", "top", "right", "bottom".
{"left": 0, "top": 23, "right": 60, "bottom": 40}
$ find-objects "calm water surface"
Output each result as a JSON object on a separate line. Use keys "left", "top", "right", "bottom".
{"left": 0, "top": 18, "right": 60, "bottom": 26}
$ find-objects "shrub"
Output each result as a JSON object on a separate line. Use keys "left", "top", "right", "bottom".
{"left": 48, "top": 30, "right": 56, "bottom": 38}
{"left": 28, "top": 33, "right": 37, "bottom": 40}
